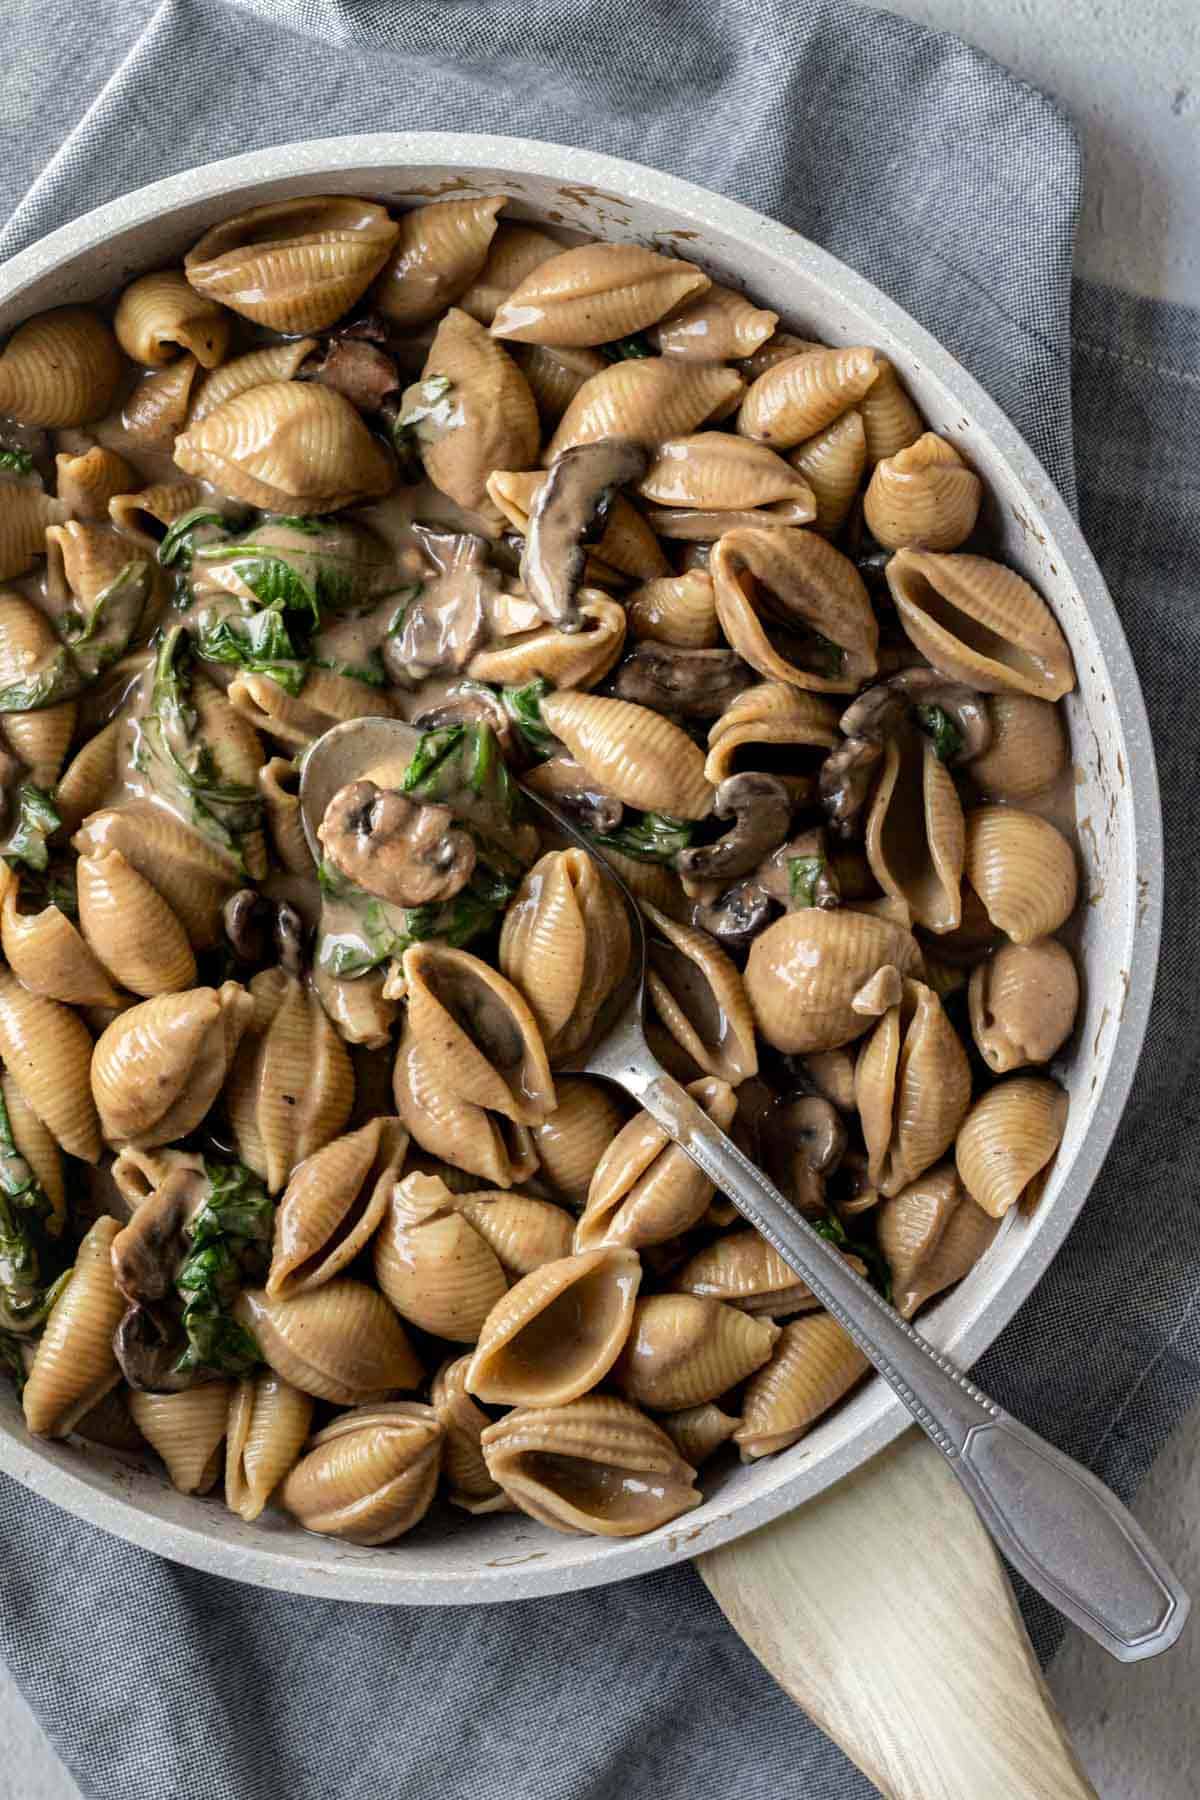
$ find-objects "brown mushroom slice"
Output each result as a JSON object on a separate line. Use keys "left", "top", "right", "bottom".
{"left": 653, "top": 283, "right": 778, "bottom": 362}
{"left": 704, "top": 680, "right": 840, "bottom": 792}
{"left": 643, "top": 901, "right": 758, "bottom": 1085}
{"left": 317, "top": 779, "right": 476, "bottom": 908}
{"left": 488, "top": 467, "right": 668, "bottom": 587}
{"left": 481, "top": 1394, "right": 700, "bottom": 1536}
{"left": 225, "top": 1371, "right": 314, "bottom": 1522}
{"left": 672, "top": 1228, "right": 820, "bottom": 1318}
{"left": 539, "top": 690, "right": 714, "bottom": 820}
{"left": 391, "top": 1025, "right": 538, "bottom": 1189}
{"left": 225, "top": 965, "right": 354, "bottom": 1191}
{"left": 575, "top": 1075, "right": 736, "bottom": 1251}
{"left": 745, "top": 907, "right": 921, "bottom": 1054}
{"left": 673, "top": 773, "right": 791, "bottom": 882}
{"left": 430, "top": 1355, "right": 511, "bottom": 1514}
{"left": 22, "top": 1216, "right": 124, "bottom": 1436}
{"left": 610, "top": 643, "right": 753, "bottom": 720}
{"left": 968, "top": 938, "right": 1079, "bottom": 1073}
{"left": 711, "top": 527, "right": 878, "bottom": 694}
{"left": 236, "top": 1280, "right": 422, "bottom": 1404}
{"left": 184, "top": 195, "right": 399, "bottom": 331}
{"left": 110, "top": 1163, "right": 209, "bottom": 1309}
{"left": 761, "top": 1094, "right": 848, "bottom": 1217}
{"left": 885, "top": 549, "right": 1075, "bottom": 700}
{"left": 969, "top": 694, "right": 1068, "bottom": 801}
{"left": 955, "top": 1077, "right": 1068, "bottom": 1218}
{"left": 735, "top": 1313, "right": 870, "bottom": 1459}
{"left": 91, "top": 982, "right": 253, "bottom": 1151}
{"left": 545, "top": 359, "right": 744, "bottom": 460}
{"left": 854, "top": 978, "right": 972, "bottom": 1196}
{"left": 876, "top": 1162, "right": 1000, "bottom": 1319}
{"left": 373, "top": 195, "right": 506, "bottom": 327}
{"left": 499, "top": 848, "right": 630, "bottom": 1064}
{"left": 637, "top": 433, "right": 815, "bottom": 513}
{"left": 963, "top": 805, "right": 1078, "bottom": 944}
{"left": 267, "top": 1117, "right": 407, "bottom": 1297}
{"left": 615, "top": 1294, "right": 779, "bottom": 1411}
{"left": 520, "top": 438, "right": 650, "bottom": 630}
{"left": 864, "top": 729, "right": 964, "bottom": 934}
{"left": 491, "top": 242, "right": 709, "bottom": 347}
{"left": 736, "top": 346, "right": 880, "bottom": 449}
{"left": 466, "top": 1246, "right": 641, "bottom": 1407}
{"left": 281, "top": 1402, "right": 443, "bottom": 1545}
{"left": 402, "top": 943, "right": 555, "bottom": 1126}
{"left": 527, "top": 1078, "right": 629, "bottom": 1210}
{"left": 373, "top": 1172, "right": 508, "bottom": 1342}
{"left": 862, "top": 432, "right": 982, "bottom": 551}
{"left": 789, "top": 409, "right": 868, "bottom": 536}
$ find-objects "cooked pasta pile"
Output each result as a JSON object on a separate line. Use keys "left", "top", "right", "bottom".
{"left": 0, "top": 193, "right": 1078, "bottom": 1544}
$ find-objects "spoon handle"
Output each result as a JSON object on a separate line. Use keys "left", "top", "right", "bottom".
{"left": 632, "top": 1067, "right": 1189, "bottom": 1665}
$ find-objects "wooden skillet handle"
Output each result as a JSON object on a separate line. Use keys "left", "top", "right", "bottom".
{"left": 697, "top": 1429, "right": 1097, "bottom": 1800}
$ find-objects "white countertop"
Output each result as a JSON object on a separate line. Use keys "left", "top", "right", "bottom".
{"left": 1, "top": 2, "right": 1197, "bottom": 1796}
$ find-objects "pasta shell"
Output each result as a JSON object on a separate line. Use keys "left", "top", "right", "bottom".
{"left": 466, "top": 1246, "right": 641, "bottom": 1406}
{"left": 482, "top": 1393, "right": 699, "bottom": 1536}
{"left": 22, "top": 1216, "right": 124, "bottom": 1435}
{"left": 76, "top": 850, "right": 196, "bottom": 997}
{"left": 654, "top": 282, "right": 778, "bottom": 362}
{"left": 128, "top": 1384, "right": 232, "bottom": 1495}
{"left": 174, "top": 380, "right": 393, "bottom": 514}
{"left": 56, "top": 446, "right": 136, "bottom": 520}
{"left": 391, "top": 1026, "right": 539, "bottom": 1189}
{"left": 955, "top": 1076, "right": 1068, "bottom": 1218}
{"left": 311, "top": 961, "right": 396, "bottom": 1052}
{"left": 226, "top": 966, "right": 354, "bottom": 1191}
{"left": 511, "top": 343, "right": 607, "bottom": 426}
{"left": 672, "top": 1228, "right": 820, "bottom": 1318}
{"left": 876, "top": 1162, "right": 999, "bottom": 1318}
{"left": 540, "top": 689, "right": 714, "bottom": 819}
{"left": 188, "top": 337, "right": 319, "bottom": 424}
{"left": 228, "top": 665, "right": 393, "bottom": 751}
{"left": 403, "top": 308, "right": 539, "bottom": 522}
{"left": 627, "top": 571, "right": 719, "bottom": 648}
{"left": 546, "top": 359, "right": 744, "bottom": 459}
{"left": 863, "top": 432, "right": 982, "bottom": 551}
{"left": 486, "top": 469, "right": 669, "bottom": 584}
{"left": 745, "top": 908, "right": 922, "bottom": 1053}
{"left": 45, "top": 520, "right": 153, "bottom": 610}
{"left": 499, "top": 847, "right": 630, "bottom": 1061}
{"left": 430, "top": 1355, "right": 509, "bottom": 1514}
{"left": 859, "top": 357, "right": 924, "bottom": 464}
{"left": 236, "top": 1280, "right": 423, "bottom": 1404}
{"left": 122, "top": 356, "right": 202, "bottom": 447}
{"left": 492, "top": 243, "right": 709, "bottom": 347}
{"left": 1, "top": 1070, "right": 65, "bottom": 1229}
{"left": 643, "top": 902, "right": 758, "bottom": 1083}
{"left": 637, "top": 433, "right": 815, "bottom": 513}
{"left": 467, "top": 593, "right": 626, "bottom": 689}
{"left": 455, "top": 1190, "right": 575, "bottom": 1279}
{"left": 268, "top": 1117, "right": 407, "bottom": 1297}
{"left": 963, "top": 805, "right": 1077, "bottom": 944}
{"left": 864, "top": 730, "right": 964, "bottom": 933}
{"left": 0, "top": 968, "right": 100, "bottom": 1161}
{"left": 373, "top": 1172, "right": 508, "bottom": 1342}
{"left": 704, "top": 680, "right": 839, "bottom": 788}
{"left": 107, "top": 478, "right": 209, "bottom": 546}
{"left": 615, "top": 1294, "right": 779, "bottom": 1411}
{"left": 641, "top": 497, "right": 815, "bottom": 542}
{"left": 735, "top": 1313, "right": 870, "bottom": 1458}
{"left": 185, "top": 196, "right": 399, "bottom": 331}
{"left": 459, "top": 222, "right": 562, "bottom": 325}
{"left": 854, "top": 978, "right": 972, "bottom": 1195}
{"left": 575, "top": 1075, "right": 736, "bottom": 1251}
{"left": 969, "top": 694, "right": 1069, "bottom": 802}
{"left": 0, "top": 587, "right": 63, "bottom": 698}
{"left": 711, "top": 527, "right": 878, "bottom": 694}
{"left": 737, "top": 346, "right": 880, "bottom": 449}
{"left": 109, "top": 1143, "right": 204, "bottom": 1218}
{"left": 969, "top": 938, "right": 1079, "bottom": 1073}
{"left": 659, "top": 1401, "right": 738, "bottom": 1467}
{"left": 0, "top": 307, "right": 123, "bottom": 426}
{"left": 789, "top": 409, "right": 867, "bottom": 536}
{"left": 886, "top": 550, "right": 1075, "bottom": 700}
{"left": 258, "top": 755, "right": 310, "bottom": 874}
{"left": 72, "top": 802, "right": 241, "bottom": 948}
{"left": 0, "top": 491, "right": 67, "bottom": 580}
{"left": 280, "top": 1401, "right": 442, "bottom": 1544}
{"left": 92, "top": 980, "right": 252, "bottom": 1149}
{"left": 527, "top": 1078, "right": 628, "bottom": 1209}
{"left": 374, "top": 195, "right": 506, "bottom": 326}
{"left": 0, "top": 865, "right": 123, "bottom": 1007}
{"left": 225, "top": 1371, "right": 314, "bottom": 1522}
{"left": 114, "top": 268, "right": 231, "bottom": 368}
{"left": 402, "top": 942, "right": 555, "bottom": 1126}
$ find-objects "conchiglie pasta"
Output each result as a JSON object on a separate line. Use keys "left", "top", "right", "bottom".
{"left": 225, "top": 1372, "right": 314, "bottom": 1522}
{"left": 539, "top": 690, "right": 714, "bottom": 819}
{"left": 459, "top": 222, "right": 562, "bottom": 326}
{"left": 280, "top": 1402, "right": 442, "bottom": 1545}
{"left": 72, "top": 802, "right": 241, "bottom": 949}
{"left": 491, "top": 242, "right": 709, "bottom": 347}
{"left": 0, "top": 969, "right": 101, "bottom": 1162}
{"left": 374, "top": 195, "right": 506, "bottom": 327}
{"left": 963, "top": 805, "right": 1078, "bottom": 943}
{"left": 188, "top": 336, "right": 319, "bottom": 424}
{"left": 228, "top": 665, "right": 393, "bottom": 751}
{"left": 467, "top": 593, "right": 626, "bottom": 690}
{"left": 626, "top": 571, "right": 720, "bottom": 648}
{"left": 115, "top": 268, "right": 232, "bottom": 368}
{"left": 737, "top": 345, "right": 880, "bottom": 449}
{"left": 499, "top": 847, "right": 630, "bottom": 1061}
{"left": 789, "top": 409, "right": 867, "bottom": 536}
{"left": 76, "top": 851, "right": 196, "bottom": 997}
{"left": 859, "top": 357, "right": 925, "bottom": 464}
{"left": 654, "top": 282, "right": 778, "bottom": 362}
{"left": 402, "top": 308, "right": 539, "bottom": 523}
{"left": 527, "top": 1078, "right": 629, "bottom": 1209}
{"left": 128, "top": 1384, "right": 233, "bottom": 1495}
{"left": 853, "top": 978, "right": 972, "bottom": 1195}
{"left": 225, "top": 965, "right": 354, "bottom": 1192}
{"left": 22, "top": 1216, "right": 124, "bottom": 1435}
{"left": 91, "top": 981, "right": 252, "bottom": 1148}
{"left": 969, "top": 693, "right": 1069, "bottom": 801}
{"left": 392, "top": 1025, "right": 540, "bottom": 1190}
{"left": 466, "top": 1246, "right": 641, "bottom": 1407}
{"left": 56, "top": 446, "right": 137, "bottom": 520}
{"left": 185, "top": 195, "right": 399, "bottom": 331}
{"left": 735, "top": 1313, "right": 870, "bottom": 1459}
{"left": 864, "top": 729, "right": 965, "bottom": 934}
{"left": 546, "top": 358, "right": 744, "bottom": 459}
{"left": 886, "top": 549, "right": 1075, "bottom": 700}
{"left": 744, "top": 907, "right": 922, "bottom": 1054}
{"left": 711, "top": 527, "right": 878, "bottom": 694}
{"left": 430, "top": 1355, "right": 510, "bottom": 1514}
{"left": 0, "top": 307, "right": 123, "bottom": 427}
{"left": 637, "top": 433, "right": 815, "bottom": 514}
{"left": 863, "top": 432, "right": 982, "bottom": 551}
{"left": 236, "top": 1280, "right": 422, "bottom": 1405}
{"left": 643, "top": 902, "right": 758, "bottom": 1084}
{"left": 0, "top": 493, "right": 67, "bottom": 581}
{"left": 955, "top": 1076, "right": 1068, "bottom": 1217}
{"left": 0, "top": 866, "right": 123, "bottom": 1008}
{"left": 267, "top": 1116, "right": 407, "bottom": 1296}
{"left": 575, "top": 1075, "right": 736, "bottom": 1252}
{"left": 174, "top": 380, "right": 393, "bottom": 514}
{"left": 614, "top": 1294, "right": 779, "bottom": 1411}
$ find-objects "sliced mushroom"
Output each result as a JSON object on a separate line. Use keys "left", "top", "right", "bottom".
{"left": 110, "top": 1167, "right": 210, "bottom": 1306}
{"left": 819, "top": 737, "right": 883, "bottom": 837}
{"left": 692, "top": 881, "right": 778, "bottom": 951}
{"left": 114, "top": 1302, "right": 193, "bottom": 1393}
{"left": 223, "top": 889, "right": 272, "bottom": 966}
{"left": 675, "top": 773, "right": 791, "bottom": 882}
{"left": 838, "top": 684, "right": 908, "bottom": 743}
{"left": 610, "top": 642, "right": 753, "bottom": 720}
{"left": 305, "top": 335, "right": 400, "bottom": 414}
{"left": 317, "top": 779, "right": 476, "bottom": 908}
{"left": 412, "top": 682, "right": 512, "bottom": 743}
{"left": 762, "top": 1095, "right": 847, "bottom": 1216}
{"left": 522, "top": 438, "right": 649, "bottom": 631}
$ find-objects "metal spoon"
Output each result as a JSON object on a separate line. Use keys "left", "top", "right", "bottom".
{"left": 301, "top": 720, "right": 1189, "bottom": 1663}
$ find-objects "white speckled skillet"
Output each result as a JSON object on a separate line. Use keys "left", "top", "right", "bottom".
{"left": 0, "top": 134, "right": 1161, "bottom": 1605}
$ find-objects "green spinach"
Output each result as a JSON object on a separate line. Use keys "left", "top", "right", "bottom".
{"left": 4, "top": 786, "right": 61, "bottom": 873}
{"left": 157, "top": 506, "right": 227, "bottom": 570}
{"left": 592, "top": 810, "right": 694, "bottom": 864}
{"left": 0, "top": 562, "right": 150, "bottom": 712}
{"left": 915, "top": 702, "right": 964, "bottom": 763}
{"left": 174, "top": 1161, "right": 272, "bottom": 1377}
{"left": 787, "top": 853, "right": 826, "bottom": 908}
{"left": 0, "top": 446, "right": 34, "bottom": 477}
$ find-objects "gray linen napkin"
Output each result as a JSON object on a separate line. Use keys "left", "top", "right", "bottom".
{"left": 0, "top": 5, "right": 1198, "bottom": 1797}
